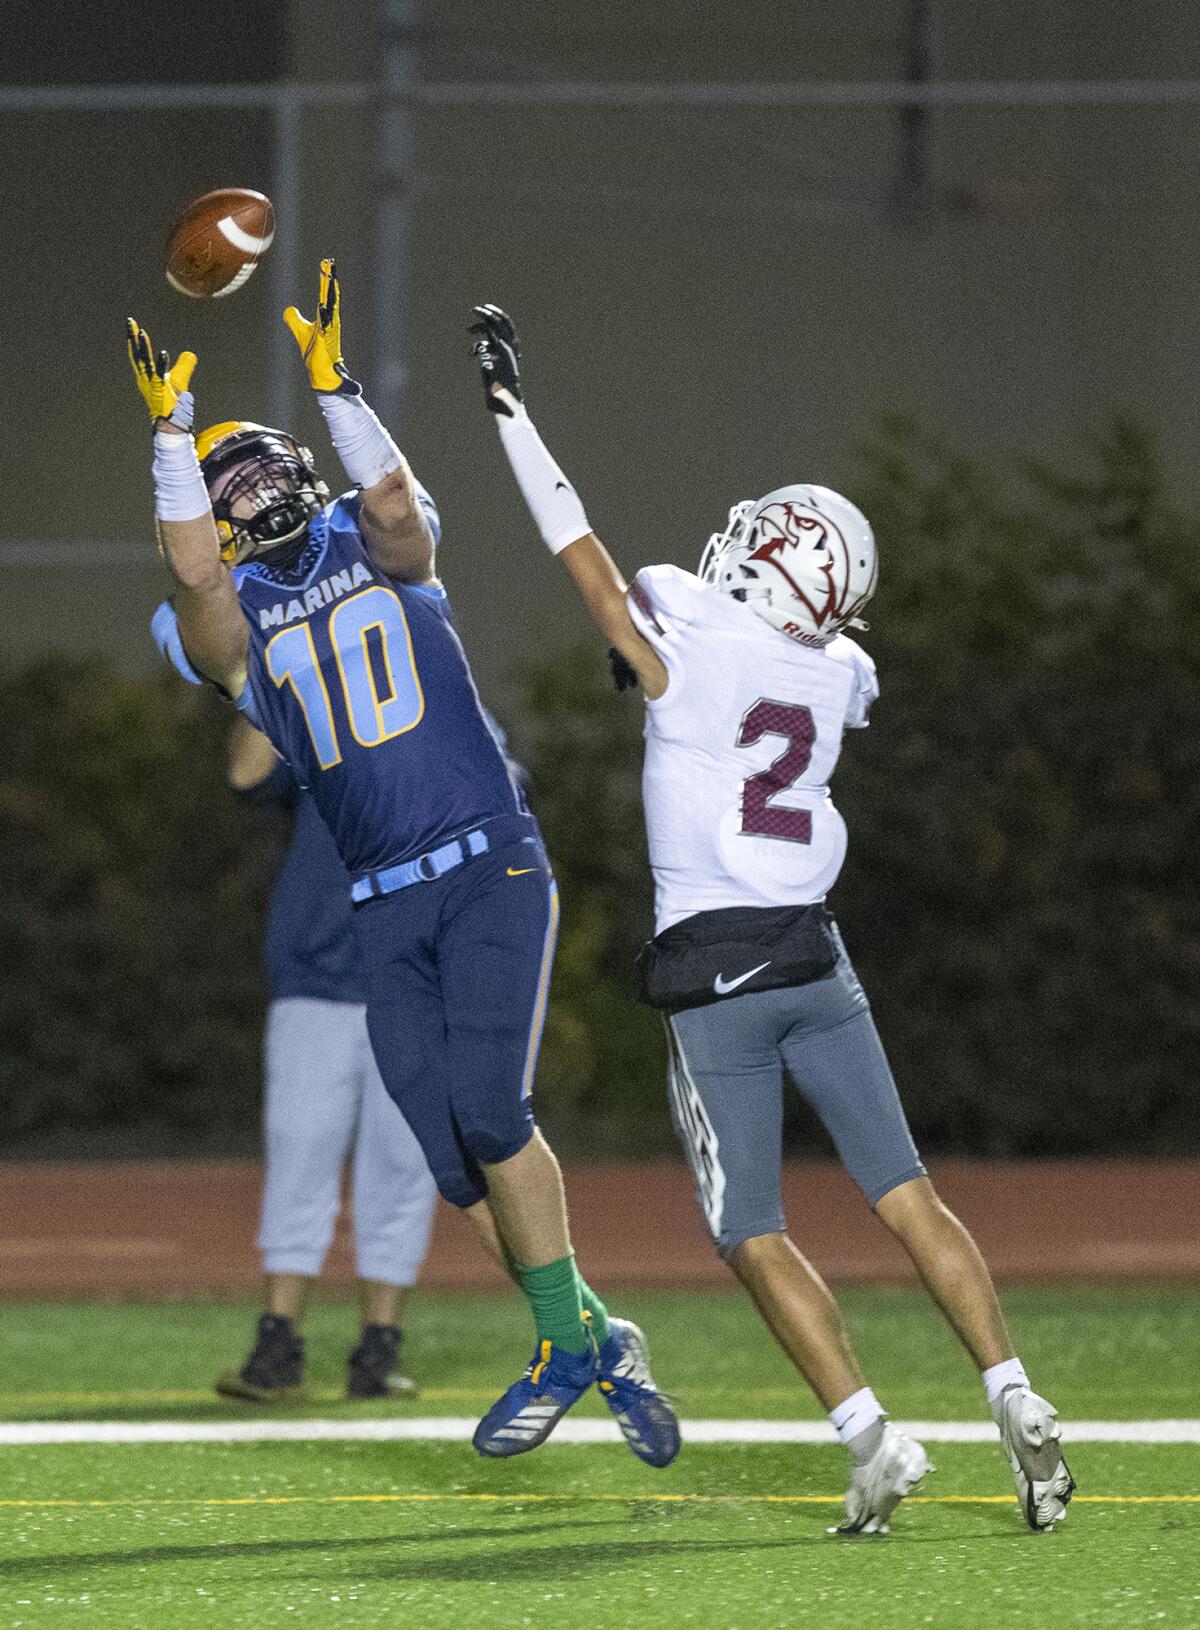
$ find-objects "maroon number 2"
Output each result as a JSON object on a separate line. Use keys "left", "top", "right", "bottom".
{"left": 737, "top": 699, "right": 816, "bottom": 844}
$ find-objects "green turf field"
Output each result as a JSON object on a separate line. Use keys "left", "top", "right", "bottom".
{"left": 1, "top": 1287, "right": 1197, "bottom": 1627}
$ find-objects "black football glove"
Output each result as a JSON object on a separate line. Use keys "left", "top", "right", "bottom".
{"left": 609, "top": 648, "right": 640, "bottom": 693}
{"left": 468, "top": 303, "right": 523, "bottom": 417}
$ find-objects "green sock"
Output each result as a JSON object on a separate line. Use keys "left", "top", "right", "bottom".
{"left": 576, "top": 1273, "right": 612, "bottom": 1348}
{"left": 518, "top": 1254, "right": 590, "bottom": 1355}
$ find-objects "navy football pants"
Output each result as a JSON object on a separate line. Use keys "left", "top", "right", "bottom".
{"left": 356, "top": 833, "right": 558, "bottom": 1208}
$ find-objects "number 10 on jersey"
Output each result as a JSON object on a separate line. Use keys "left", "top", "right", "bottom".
{"left": 265, "top": 585, "right": 425, "bottom": 768}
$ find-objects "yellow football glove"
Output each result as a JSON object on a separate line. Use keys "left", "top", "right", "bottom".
{"left": 282, "top": 257, "right": 361, "bottom": 395}
{"left": 126, "top": 320, "right": 197, "bottom": 429}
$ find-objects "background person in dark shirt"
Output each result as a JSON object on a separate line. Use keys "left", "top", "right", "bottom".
{"left": 217, "top": 716, "right": 438, "bottom": 1402}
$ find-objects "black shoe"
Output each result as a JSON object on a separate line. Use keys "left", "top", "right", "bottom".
{"left": 347, "top": 1323, "right": 417, "bottom": 1399}
{"left": 215, "top": 1314, "right": 307, "bottom": 1403}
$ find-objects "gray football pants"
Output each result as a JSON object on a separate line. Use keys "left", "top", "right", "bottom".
{"left": 666, "top": 930, "right": 925, "bottom": 1255}
{"left": 258, "top": 997, "right": 438, "bottom": 1286}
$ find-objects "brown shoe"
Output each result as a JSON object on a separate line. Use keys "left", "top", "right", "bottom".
{"left": 215, "top": 1313, "right": 307, "bottom": 1403}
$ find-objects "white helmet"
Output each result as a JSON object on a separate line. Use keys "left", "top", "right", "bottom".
{"left": 698, "top": 483, "right": 878, "bottom": 647}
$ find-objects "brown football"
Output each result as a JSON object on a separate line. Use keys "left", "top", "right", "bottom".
{"left": 165, "top": 188, "right": 275, "bottom": 299}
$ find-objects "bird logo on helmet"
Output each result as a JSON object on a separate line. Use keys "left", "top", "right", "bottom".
{"left": 195, "top": 421, "right": 330, "bottom": 567}
{"left": 698, "top": 483, "right": 878, "bottom": 647}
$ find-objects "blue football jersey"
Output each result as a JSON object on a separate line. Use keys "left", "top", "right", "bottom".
{"left": 158, "top": 489, "right": 528, "bottom": 880}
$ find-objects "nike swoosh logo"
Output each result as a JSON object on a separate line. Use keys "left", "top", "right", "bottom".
{"left": 713, "top": 961, "right": 771, "bottom": 996}
{"left": 507, "top": 866, "right": 537, "bottom": 877}
{"left": 554, "top": 480, "right": 573, "bottom": 492}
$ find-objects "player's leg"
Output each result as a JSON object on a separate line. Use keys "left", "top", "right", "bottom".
{"left": 217, "top": 997, "right": 360, "bottom": 1403}
{"left": 780, "top": 929, "right": 1073, "bottom": 1529}
{"left": 357, "top": 891, "right": 489, "bottom": 1212}
{"left": 665, "top": 1006, "right": 861, "bottom": 1405}
{"left": 873, "top": 1177, "right": 1012, "bottom": 1369}
{"left": 481, "top": 1127, "right": 571, "bottom": 1271}
{"left": 871, "top": 1177, "right": 1074, "bottom": 1527}
{"left": 357, "top": 1281, "right": 407, "bottom": 1329}
{"left": 668, "top": 995, "right": 929, "bottom": 1533}
{"left": 462, "top": 1177, "right": 621, "bottom": 1358}
{"left": 461, "top": 1172, "right": 617, "bottom": 1374}
{"left": 346, "top": 1005, "right": 438, "bottom": 1399}
{"left": 439, "top": 837, "right": 678, "bottom": 1464}
{"left": 359, "top": 889, "right": 556, "bottom": 1426}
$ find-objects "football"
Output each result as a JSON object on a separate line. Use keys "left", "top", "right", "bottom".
{"left": 165, "top": 188, "right": 275, "bottom": 299}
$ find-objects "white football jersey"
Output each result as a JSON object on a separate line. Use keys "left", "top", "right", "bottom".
{"left": 627, "top": 565, "right": 878, "bottom": 935}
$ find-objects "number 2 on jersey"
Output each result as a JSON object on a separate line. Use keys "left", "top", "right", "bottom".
{"left": 265, "top": 585, "right": 424, "bottom": 769}
{"left": 737, "top": 698, "right": 816, "bottom": 844}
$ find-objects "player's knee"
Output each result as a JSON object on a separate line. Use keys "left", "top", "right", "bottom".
{"left": 437, "top": 1175, "right": 483, "bottom": 1209}
{"left": 719, "top": 1220, "right": 788, "bottom": 1263}
{"left": 450, "top": 1077, "right": 535, "bottom": 1168}
{"left": 428, "top": 1159, "right": 486, "bottom": 1210}
{"left": 262, "top": 1124, "right": 342, "bottom": 1184}
{"left": 387, "top": 1110, "right": 487, "bottom": 1209}
{"left": 872, "top": 1169, "right": 938, "bottom": 1224}
{"left": 458, "top": 1108, "right": 535, "bottom": 1169}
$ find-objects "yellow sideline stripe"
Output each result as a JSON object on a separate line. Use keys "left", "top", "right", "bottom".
{"left": 0, "top": 1493, "right": 1195, "bottom": 1510}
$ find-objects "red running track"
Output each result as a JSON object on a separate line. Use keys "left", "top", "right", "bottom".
{"left": 0, "top": 1159, "right": 1197, "bottom": 1295}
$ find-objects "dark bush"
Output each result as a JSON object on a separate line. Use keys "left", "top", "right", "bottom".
{"left": 0, "top": 663, "right": 283, "bottom": 1142}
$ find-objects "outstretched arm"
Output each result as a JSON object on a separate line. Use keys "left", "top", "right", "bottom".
{"left": 126, "top": 322, "right": 249, "bottom": 697}
{"left": 285, "top": 259, "right": 435, "bottom": 583}
{"left": 468, "top": 305, "right": 668, "bottom": 699}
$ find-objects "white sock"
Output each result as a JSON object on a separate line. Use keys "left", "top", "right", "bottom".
{"left": 829, "top": 1386, "right": 886, "bottom": 1446}
{"left": 982, "top": 1356, "right": 1029, "bottom": 1406}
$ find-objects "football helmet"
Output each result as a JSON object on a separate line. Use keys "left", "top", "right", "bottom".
{"left": 196, "top": 421, "right": 329, "bottom": 566}
{"left": 698, "top": 484, "right": 878, "bottom": 647}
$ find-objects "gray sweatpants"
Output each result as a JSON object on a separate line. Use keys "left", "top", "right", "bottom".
{"left": 667, "top": 929, "right": 925, "bottom": 1255}
{"left": 258, "top": 997, "right": 438, "bottom": 1286}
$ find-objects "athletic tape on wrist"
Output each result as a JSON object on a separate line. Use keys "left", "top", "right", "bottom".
{"left": 152, "top": 431, "right": 211, "bottom": 523}
{"left": 496, "top": 412, "right": 591, "bottom": 555}
{"left": 318, "top": 391, "right": 403, "bottom": 489}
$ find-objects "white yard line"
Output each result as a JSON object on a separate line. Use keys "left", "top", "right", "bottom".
{"left": 1, "top": 1418, "right": 1198, "bottom": 1447}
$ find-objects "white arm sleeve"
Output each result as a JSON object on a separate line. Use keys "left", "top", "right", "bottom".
{"left": 152, "top": 430, "right": 211, "bottom": 523}
{"left": 495, "top": 402, "right": 592, "bottom": 554}
{"left": 317, "top": 391, "right": 403, "bottom": 489}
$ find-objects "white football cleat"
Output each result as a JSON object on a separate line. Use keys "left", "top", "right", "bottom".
{"left": 833, "top": 1424, "right": 933, "bottom": 1535}
{"left": 995, "top": 1386, "right": 1076, "bottom": 1532}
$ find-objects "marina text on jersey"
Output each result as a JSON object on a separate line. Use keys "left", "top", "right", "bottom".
{"left": 257, "top": 560, "right": 374, "bottom": 629}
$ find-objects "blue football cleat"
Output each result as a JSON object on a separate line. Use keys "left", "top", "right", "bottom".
{"left": 473, "top": 1339, "right": 596, "bottom": 1458}
{"left": 596, "top": 1317, "right": 681, "bottom": 1468}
